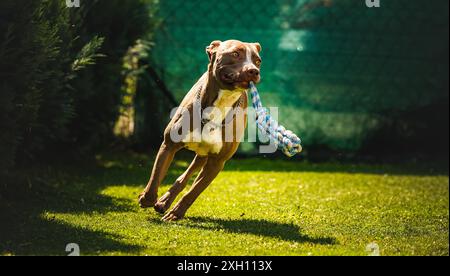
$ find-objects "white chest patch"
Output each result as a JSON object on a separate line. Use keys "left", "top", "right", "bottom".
{"left": 183, "top": 89, "right": 245, "bottom": 156}
{"left": 206, "top": 89, "right": 244, "bottom": 124}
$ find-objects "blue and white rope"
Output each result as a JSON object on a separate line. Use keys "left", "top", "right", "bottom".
{"left": 249, "top": 82, "right": 303, "bottom": 157}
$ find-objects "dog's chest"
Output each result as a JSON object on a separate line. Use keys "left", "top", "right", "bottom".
{"left": 206, "top": 89, "right": 243, "bottom": 124}
{"left": 183, "top": 89, "right": 245, "bottom": 156}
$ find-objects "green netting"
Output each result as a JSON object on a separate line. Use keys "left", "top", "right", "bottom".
{"left": 148, "top": 0, "right": 449, "bottom": 154}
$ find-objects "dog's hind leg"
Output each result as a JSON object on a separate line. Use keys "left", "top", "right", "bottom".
{"left": 154, "top": 154, "right": 208, "bottom": 214}
{"left": 138, "top": 140, "right": 183, "bottom": 208}
{"left": 162, "top": 157, "right": 225, "bottom": 221}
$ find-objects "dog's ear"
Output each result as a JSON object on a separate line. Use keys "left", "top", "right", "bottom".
{"left": 206, "top": 40, "right": 221, "bottom": 61}
{"left": 252, "top": 42, "right": 262, "bottom": 53}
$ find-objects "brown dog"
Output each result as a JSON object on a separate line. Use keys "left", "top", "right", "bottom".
{"left": 138, "top": 40, "right": 262, "bottom": 221}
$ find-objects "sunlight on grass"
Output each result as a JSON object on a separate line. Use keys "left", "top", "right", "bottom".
{"left": 38, "top": 158, "right": 448, "bottom": 256}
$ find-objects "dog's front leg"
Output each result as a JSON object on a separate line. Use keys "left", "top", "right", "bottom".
{"left": 154, "top": 154, "right": 208, "bottom": 214}
{"left": 162, "top": 157, "right": 225, "bottom": 221}
{"left": 139, "top": 139, "right": 182, "bottom": 208}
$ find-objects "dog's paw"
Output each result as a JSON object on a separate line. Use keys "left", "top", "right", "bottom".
{"left": 154, "top": 192, "right": 179, "bottom": 214}
{"left": 154, "top": 201, "right": 168, "bottom": 214}
{"left": 138, "top": 192, "right": 157, "bottom": 208}
{"left": 154, "top": 193, "right": 171, "bottom": 214}
{"left": 162, "top": 210, "right": 184, "bottom": 222}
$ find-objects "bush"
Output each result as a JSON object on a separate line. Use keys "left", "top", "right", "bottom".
{"left": 0, "top": 0, "right": 85, "bottom": 171}
{"left": 67, "top": 0, "right": 159, "bottom": 154}
{"left": 0, "top": 0, "right": 158, "bottom": 174}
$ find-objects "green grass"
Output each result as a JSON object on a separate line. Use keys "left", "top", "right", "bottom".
{"left": 1, "top": 152, "right": 448, "bottom": 256}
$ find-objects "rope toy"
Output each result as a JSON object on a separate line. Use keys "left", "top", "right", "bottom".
{"left": 249, "top": 82, "right": 303, "bottom": 157}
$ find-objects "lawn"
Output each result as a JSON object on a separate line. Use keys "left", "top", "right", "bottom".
{"left": 0, "top": 152, "right": 448, "bottom": 256}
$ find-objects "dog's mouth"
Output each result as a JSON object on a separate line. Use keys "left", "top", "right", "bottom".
{"left": 221, "top": 72, "right": 236, "bottom": 84}
{"left": 235, "top": 81, "right": 250, "bottom": 89}
{"left": 221, "top": 73, "right": 259, "bottom": 89}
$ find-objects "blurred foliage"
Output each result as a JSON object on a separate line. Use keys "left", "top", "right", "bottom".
{"left": 0, "top": 0, "right": 98, "bottom": 172}
{"left": 149, "top": 0, "right": 449, "bottom": 159}
{"left": 0, "top": 0, "right": 159, "bottom": 174}
{"left": 116, "top": 39, "right": 153, "bottom": 138}
{"left": 68, "top": 0, "right": 159, "bottom": 154}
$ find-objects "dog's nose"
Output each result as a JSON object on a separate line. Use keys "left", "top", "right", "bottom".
{"left": 248, "top": 69, "right": 259, "bottom": 77}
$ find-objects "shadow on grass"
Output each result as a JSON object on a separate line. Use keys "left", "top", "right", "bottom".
{"left": 148, "top": 216, "right": 336, "bottom": 245}
{"left": 0, "top": 152, "right": 190, "bottom": 255}
{"left": 0, "top": 199, "right": 143, "bottom": 255}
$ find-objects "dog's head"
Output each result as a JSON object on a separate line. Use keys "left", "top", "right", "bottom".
{"left": 206, "top": 39, "right": 262, "bottom": 90}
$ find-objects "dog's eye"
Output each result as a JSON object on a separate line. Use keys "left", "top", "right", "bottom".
{"left": 232, "top": 52, "right": 239, "bottom": 58}
{"left": 255, "top": 60, "right": 261, "bottom": 66}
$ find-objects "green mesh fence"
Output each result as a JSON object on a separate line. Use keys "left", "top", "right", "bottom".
{"left": 147, "top": 0, "right": 449, "bottom": 155}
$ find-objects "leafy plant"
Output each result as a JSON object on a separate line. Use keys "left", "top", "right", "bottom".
{"left": 0, "top": 0, "right": 158, "bottom": 177}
